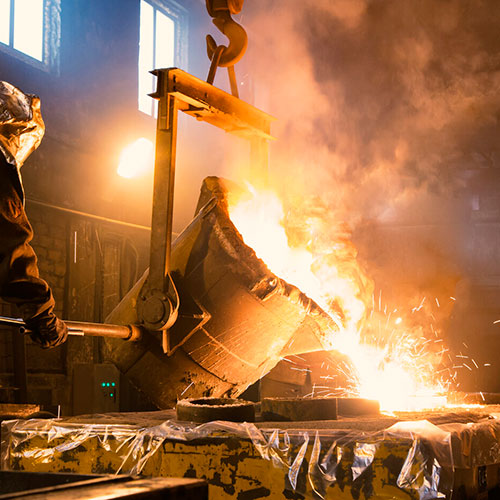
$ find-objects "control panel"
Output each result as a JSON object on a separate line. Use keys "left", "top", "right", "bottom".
{"left": 72, "top": 363, "right": 120, "bottom": 415}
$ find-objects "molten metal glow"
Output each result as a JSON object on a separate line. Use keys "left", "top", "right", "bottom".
{"left": 229, "top": 186, "right": 366, "bottom": 334}
{"left": 228, "top": 186, "right": 452, "bottom": 411}
{"left": 117, "top": 138, "right": 154, "bottom": 179}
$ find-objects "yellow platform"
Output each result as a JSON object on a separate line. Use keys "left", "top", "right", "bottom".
{"left": 2, "top": 407, "right": 500, "bottom": 499}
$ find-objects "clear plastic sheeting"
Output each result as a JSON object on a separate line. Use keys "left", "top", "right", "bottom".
{"left": 387, "top": 420, "right": 451, "bottom": 500}
{"left": 352, "top": 442, "right": 378, "bottom": 480}
{"left": 246, "top": 426, "right": 311, "bottom": 490}
{"left": 3, "top": 412, "right": 500, "bottom": 499}
{"left": 308, "top": 432, "right": 342, "bottom": 497}
{"left": 397, "top": 441, "right": 445, "bottom": 500}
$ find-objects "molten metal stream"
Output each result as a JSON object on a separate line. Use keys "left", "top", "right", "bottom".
{"left": 227, "top": 186, "right": 453, "bottom": 411}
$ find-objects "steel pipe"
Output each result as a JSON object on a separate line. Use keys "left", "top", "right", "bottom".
{"left": 63, "top": 321, "right": 143, "bottom": 341}
{"left": 0, "top": 316, "right": 143, "bottom": 342}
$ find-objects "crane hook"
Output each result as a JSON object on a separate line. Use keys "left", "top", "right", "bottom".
{"left": 207, "top": 0, "right": 243, "bottom": 17}
{"left": 206, "top": 0, "right": 248, "bottom": 68}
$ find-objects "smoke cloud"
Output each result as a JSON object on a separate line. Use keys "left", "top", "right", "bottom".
{"left": 239, "top": 0, "right": 500, "bottom": 309}
{"left": 243, "top": 0, "right": 500, "bottom": 222}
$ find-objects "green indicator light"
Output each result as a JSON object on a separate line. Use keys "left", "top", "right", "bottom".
{"left": 110, "top": 393, "right": 114, "bottom": 397}
{"left": 101, "top": 383, "right": 105, "bottom": 387}
{"left": 106, "top": 383, "right": 110, "bottom": 387}
{"left": 112, "top": 382, "right": 115, "bottom": 387}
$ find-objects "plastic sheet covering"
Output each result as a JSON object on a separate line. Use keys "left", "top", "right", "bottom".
{"left": 3, "top": 412, "right": 500, "bottom": 499}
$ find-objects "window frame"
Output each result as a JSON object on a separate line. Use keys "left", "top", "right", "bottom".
{"left": 138, "top": 0, "right": 188, "bottom": 116}
{"left": 0, "top": 0, "right": 61, "bottom": 74}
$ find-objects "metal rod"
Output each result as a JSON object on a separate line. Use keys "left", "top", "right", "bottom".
{"left": 148, "top": 93, "right": 178, "bottom": 292}
{"left": 0, "top": 316, "right": 142, "bottom": 341}
{"left": 207, "top": 45, "right": 225, "bottom": 85}
{"left": 25, "top": 199, "right": 151, "bottom": 232}
{"left": 227, "top": 65, "right": 239, "bottom": 98}
{"left": 63, "top": 321, "right": 142, "bottom": 340}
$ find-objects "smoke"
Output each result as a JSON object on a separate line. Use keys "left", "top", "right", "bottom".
{"left": 238, "top": 0, "right": 500, "bottom": 342}
{"left": 243, "top": 0, "right": 500, "bottom": 223}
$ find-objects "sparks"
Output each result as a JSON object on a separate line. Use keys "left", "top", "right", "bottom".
{"left": 228, "top": 186, "right": 457, "bottom": 411}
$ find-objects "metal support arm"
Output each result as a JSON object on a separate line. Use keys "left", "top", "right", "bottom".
{"left": 137, "top": 76, "right": 180, "bottom": 332}
{"left": 137, "top": 68, "right": 274, "bottom": 339}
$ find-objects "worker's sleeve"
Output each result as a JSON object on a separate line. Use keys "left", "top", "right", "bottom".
{"left": 0, "top": 155, "right": 54, "bottom": 318}
{"left": 0, "top": 83, "right": 66, "bottom": 348}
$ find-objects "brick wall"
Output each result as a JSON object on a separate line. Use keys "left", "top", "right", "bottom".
{"left": 28, "top": 205, "right": 68, "bottom": 319}
{"left": 0, "top": 202, "right": 150, "bottom": 415}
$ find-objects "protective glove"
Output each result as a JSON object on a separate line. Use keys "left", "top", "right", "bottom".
{"left": 25, "top": 310, "right": 68, "bottom": 349}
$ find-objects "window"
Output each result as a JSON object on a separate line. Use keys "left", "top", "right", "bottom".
{"left": 138, "top": 0, "right": 187, "bottom": 115}
{"left": 0, "top": 0, "right": 60, "bottom": 72}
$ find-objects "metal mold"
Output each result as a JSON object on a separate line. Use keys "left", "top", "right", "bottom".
{"left": 337, "top": 398, "right": 380, "bottom": 416}
{"left": 260, "top": 397, "right": 380, "bottom": 421}
{"left": 176, "top": 397, "right": 255, "bottom": 423}
{"left": 261, "top": 397, "right": 338, "bottom": 421}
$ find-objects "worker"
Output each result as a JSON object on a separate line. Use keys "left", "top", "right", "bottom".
{"left": 0, "top": 81, "right": 67, "bottom": 348}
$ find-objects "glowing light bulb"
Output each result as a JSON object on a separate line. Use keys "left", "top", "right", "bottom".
{"left": 117, "top": 138, "right": 154, "bottom": 179}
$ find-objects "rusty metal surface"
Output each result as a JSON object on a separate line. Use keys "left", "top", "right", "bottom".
{"left": 152, "top": 69, "right": 275, "bottom": 140}
{"left": 102, "top": 177, "right": 340, "bottom": 408}
{"left": 6, "top": 407, "right": 500, "bottom": 499}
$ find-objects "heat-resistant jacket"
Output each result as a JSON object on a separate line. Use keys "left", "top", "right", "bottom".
{"left": 0, "top": 81, "right": 45, "bottom": 201}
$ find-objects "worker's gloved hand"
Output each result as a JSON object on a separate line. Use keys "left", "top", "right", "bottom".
{"left": 10, "top": 287, "right": 68, "bottom": 349}
{"left": 25, "top": 310, "right": 68, "bottom": 349}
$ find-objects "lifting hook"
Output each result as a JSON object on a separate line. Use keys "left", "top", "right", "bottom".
{"left": 206, "top": 0, "right": 247, "bottom": 68}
